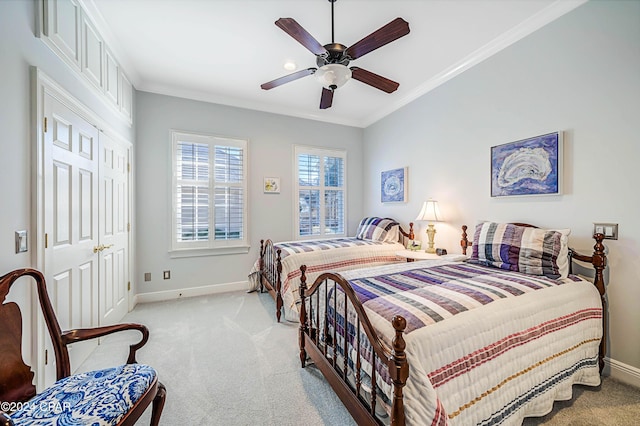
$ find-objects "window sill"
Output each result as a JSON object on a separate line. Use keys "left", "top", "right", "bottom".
{"left": 169, "top": 245, "right": 250, "bottom": 259}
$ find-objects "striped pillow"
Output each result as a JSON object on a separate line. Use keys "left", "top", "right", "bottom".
{"left": 469, "top": 222, "right": 567, "bottom": 279}
{"left": 355, "top": 217, "right": 400, "bottom": 242}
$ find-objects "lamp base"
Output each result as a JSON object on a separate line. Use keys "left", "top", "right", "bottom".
{"left": 425, "top": 223, "right": 437, "bottom": 254}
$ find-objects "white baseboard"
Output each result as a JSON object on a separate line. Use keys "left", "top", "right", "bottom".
{"left": 604, "top": 357, "right": 640, "bottom": 388}
{"left": 133, "top": 280, "right": 248, "bottom": 305}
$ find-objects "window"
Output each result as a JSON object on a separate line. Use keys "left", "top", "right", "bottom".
{"left": 294, "top": 146, "right": 346, "bottom": 238}
{"left": 171, "top": 131, "right": 248, "bottom": 255}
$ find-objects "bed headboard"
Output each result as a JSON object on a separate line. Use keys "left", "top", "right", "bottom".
{"left": 399, "top": 222, "right": 414, "bottom": 242}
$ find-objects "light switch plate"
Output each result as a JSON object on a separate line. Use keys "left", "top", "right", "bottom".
{"left": 593, "top": 223, "right": 618, "bottom": 240}
{"left": 15, "top": 230, "right": 28, "bottom": 253}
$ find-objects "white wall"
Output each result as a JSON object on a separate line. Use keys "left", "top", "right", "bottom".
{"left": 134, "top": 92, "right": 363, "bottom": 296}
{"left": 363, "top": 1, "right": 640, "bottom": 377}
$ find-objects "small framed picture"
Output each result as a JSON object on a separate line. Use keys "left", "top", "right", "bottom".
{"left": 408, "top": 240, "right": 422, "bottom": 251}
{"left": 264, "top": 177, "right": 280, "bottom": 194}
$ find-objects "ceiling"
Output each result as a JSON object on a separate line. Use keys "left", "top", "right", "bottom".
{"left": 84, "top": 0, "right": 585, "bottom": 128}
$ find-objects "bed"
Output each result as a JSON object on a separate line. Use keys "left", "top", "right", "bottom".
{"left": 249, "top": 217, "right": 414, "bottom": 322}
{"left": 297, "top": 222, "right": 607, "bottom": 425}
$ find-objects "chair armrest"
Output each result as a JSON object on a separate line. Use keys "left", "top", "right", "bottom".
{"left": 61, "top": 323, "right": 149, "bottom": 364}
{"left": 1, "top": 411, "right": 15, "bottom": 426}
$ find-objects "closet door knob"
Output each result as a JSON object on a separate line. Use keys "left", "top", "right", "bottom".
{"left": 93, "top": 244, "right": 114, "bottom": 253}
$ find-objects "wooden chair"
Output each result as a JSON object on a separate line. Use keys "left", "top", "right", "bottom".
{"left": 0, "top": 268, "right": 166, "bottom": 425}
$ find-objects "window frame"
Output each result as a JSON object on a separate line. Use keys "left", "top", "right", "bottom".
{"left": 293, "top": 145, "right": 347, "bottom": 240}
{"left": 170, "top": 130, "right": 249, "bottom": 257}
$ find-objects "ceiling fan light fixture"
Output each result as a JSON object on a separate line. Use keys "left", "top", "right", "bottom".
{"left": 262, "top": 2, "right": 409, "bottom": 109}
{"left": 315, "top": 64, "right": 351, "bottom": 89}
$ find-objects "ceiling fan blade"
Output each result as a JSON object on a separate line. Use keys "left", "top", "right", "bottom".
{"left": 319, "top": 88, "right": 334, "bottom": 109}
{"left": 261, "top": 68, "right": 316, "bottom": 90}
{"left": 350, "top": 67, "right": 399, "bottom": 93}
{"left": 345, "top": 17, "right": 410, "bottom": 60}
{"left": 275, "top": 18, "right": 329, "bottom": 57}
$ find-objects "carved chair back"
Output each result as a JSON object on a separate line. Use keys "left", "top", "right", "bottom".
{"left": 1, "top": 269, "right": 68, "bottom": 404}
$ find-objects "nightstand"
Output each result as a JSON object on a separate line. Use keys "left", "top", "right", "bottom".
{"left": 396, "top": 250, "right": 441, "bottom": 262}
{"left": 396, "top": 250, "right": 468, "bottom": 263}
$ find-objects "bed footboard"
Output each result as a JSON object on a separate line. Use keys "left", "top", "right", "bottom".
{"left": 259, "top": 239, "right": 284, "bottom": 322}
{"left": 298, "top": 266, "right": 409, "bottom": 426}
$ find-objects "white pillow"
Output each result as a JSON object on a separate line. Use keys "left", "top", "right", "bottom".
{"left": 553, "top": 228, "right": 571, "bottom": 279}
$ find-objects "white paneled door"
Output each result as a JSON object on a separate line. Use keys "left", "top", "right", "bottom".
{"left": 98, "top": 133, "right": 129, "bottom": 326}
{"left": 41, "top": 92, "right": 130, "bottom": 387}
{"left": 43, "top": 93, "right": 100, "bottom": 386}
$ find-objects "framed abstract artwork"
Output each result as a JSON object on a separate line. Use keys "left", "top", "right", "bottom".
{"left": 381, "top": 167, "right": 407, "bottom": 203}
{"left": 491, "top": 132, "right": 563, "bottom": 197}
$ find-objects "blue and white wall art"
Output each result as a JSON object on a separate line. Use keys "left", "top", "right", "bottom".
{"left": 381, "top": 167, "right": 407, "bottom": 203}
{"left": 491, "top": 132, "right": 562, "bottom": 197}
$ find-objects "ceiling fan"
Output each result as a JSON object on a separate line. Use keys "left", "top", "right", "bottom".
{"left": 260, "top": 0, "right": 410, "bottom": 109}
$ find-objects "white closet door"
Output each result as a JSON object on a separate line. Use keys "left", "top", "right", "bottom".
{"left": 98, "top": 132, "right": 129, "bottom": 326}
{"left": 42, "top": 92, "right": 99, "bottom": 386}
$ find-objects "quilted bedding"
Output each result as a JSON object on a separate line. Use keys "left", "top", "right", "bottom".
{"left": 248, "top": 237, "right": 404, "bottom": 321}
{"left": 328, "top": 260, "right": 602, "bottom": 425}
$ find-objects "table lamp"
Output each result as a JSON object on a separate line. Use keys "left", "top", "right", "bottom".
{"left": 415, "top": 199, "right": 442, "bottom": 253}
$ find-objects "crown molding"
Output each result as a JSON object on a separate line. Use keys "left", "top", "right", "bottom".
{"left": 361, "top": 0, "right": 588, "bottom": 128}
{"left": 74, "top": 0, "right": 587, "bottom": 129}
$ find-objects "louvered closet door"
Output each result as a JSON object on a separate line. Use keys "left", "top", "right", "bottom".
{"left": 43, "top": 93, "right": 100, "bottom": 386}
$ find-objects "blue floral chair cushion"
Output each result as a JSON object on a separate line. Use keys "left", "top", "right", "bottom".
{"left": 9, "top": 364, "right": 156, "bottom": 425}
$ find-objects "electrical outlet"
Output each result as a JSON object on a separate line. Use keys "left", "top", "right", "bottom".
{"left": 593, "top": 223, "right": 618, "bottom": 240}
{"left": 163, "top": 270, "right": 171, "bottom": 280}
{"left": 144, "top": 273, "right": 151, "bottom": 281}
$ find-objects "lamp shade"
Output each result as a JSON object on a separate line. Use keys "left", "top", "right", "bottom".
{"left": 315, "top": 64, "right": 352, "bottom": 89}
{"left": 415, "top": 199, "right": 442, "bottom": 222}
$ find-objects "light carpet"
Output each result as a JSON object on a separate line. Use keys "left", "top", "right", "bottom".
{"left": 77, "top": 291, "right": 640, "bottom": 425}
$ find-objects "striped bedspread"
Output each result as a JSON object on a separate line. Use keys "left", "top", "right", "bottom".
{"left": 248, "top": 237, "right": 404, "bottom": 321}
{"left": 333, "top": 260, "right": 602, "bottom": 425}
{"left": 274, "top": 238, "right": 391, "bottom": 258}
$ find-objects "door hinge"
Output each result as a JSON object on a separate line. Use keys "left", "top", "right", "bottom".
{"left": 45, "top": 233, "right": 48, "bottom": 248}
{"left": 127, "top": 163, "right": 130, "bottom": 172}
{"left": 45, "top": 349, "right": 48, "bottom": 365}
{"left": 127, "top": 281, "right": 131, "bottom": 291}
{"left": 44, "top": 117, "right": 48, "bottom": 133}
{"left": 127, "top": 223, "right": 130, "bottom": 232}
